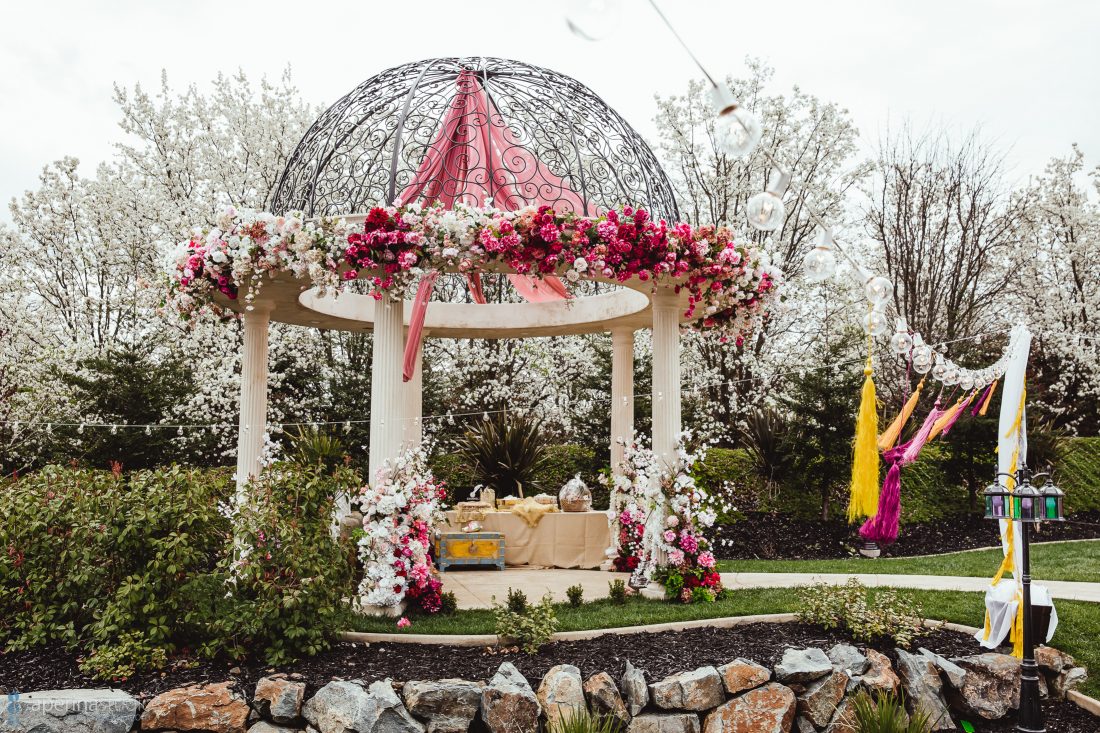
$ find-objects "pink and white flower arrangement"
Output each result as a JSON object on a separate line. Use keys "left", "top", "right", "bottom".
{"left": 356, "top": 448, "right": 446, "bottom": 613}
{"left": 169, "top": 202, "right": 782, "bottom": 340}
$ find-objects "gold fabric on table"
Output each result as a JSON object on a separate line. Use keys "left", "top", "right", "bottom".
{"left": 444, "top": 510, "right": 610, "bottom": 569}
{"left": 508, "top": 497, "right": 558, "bottom": 527}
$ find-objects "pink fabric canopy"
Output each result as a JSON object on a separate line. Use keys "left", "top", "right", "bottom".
{"left": 397, "top": 70, "right": 588, "bottom": 380}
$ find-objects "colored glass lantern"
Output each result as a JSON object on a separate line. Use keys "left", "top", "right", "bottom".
{"left": 1040, "top": 477, "right": 1065, "bottom": 521}
{"left": 1012, "top": 480, "right": 1044, "bottom": 523}
{"left": 983, "top": 479, "right": 1010, "bottom": 520}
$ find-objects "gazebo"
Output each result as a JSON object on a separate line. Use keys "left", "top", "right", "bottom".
{"left": 221, "top": 57, "right": 735, "bottom": 509}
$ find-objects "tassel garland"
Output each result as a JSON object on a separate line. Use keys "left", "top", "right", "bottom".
{"left": 938, "top": 391, "right": 976, "bottom": 438}
{"left": 979, "top": 379, "right": 998, "bottom": 415}
{"left": 847, "top": 363, "right": 881, "bottom": 523}
{"left": 877, "top": 378, "right": 925, "bottom": 451}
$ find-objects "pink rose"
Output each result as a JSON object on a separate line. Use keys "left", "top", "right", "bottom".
{"left": 397, "top": 616, "right": 411, "bottom": 629}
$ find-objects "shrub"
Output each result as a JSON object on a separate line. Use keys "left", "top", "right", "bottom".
{"left": 456, "top": 413, "right": 549, "bottom": 498}
{"left": 850, "top": 689, "right": 933, "bottom": 732}
{"left": 608, "top": 579, "right": 627, "bottom": 605}
{"left": 493, "top": 593, "right": 558, "bottom": 653}
{"left": 287, "top": 426, "right": 347, "bottom": 472}
{"left": 439, "top": 591, "right": 459, "bottom": 615}
{"left": 566, "top": 584, "right": 584, "bottom": 607}
{"left": 547, "top": 708, "right": 624, "bottom": 733}
{"left": 429, "top": 452, "right": 478, "bottom": 505}
{"left": 506, "top": 587, "right": 529, "bottom": 613}
{"left": 797, "top": 578, "right": 924, "bottom": 648}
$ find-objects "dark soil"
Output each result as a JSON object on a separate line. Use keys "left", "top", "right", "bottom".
{"left": 3, "top": 622, "right": 1094, "bottom": 730}
{"left": 709, "top": 510, "right": 1100, "bottom": 560}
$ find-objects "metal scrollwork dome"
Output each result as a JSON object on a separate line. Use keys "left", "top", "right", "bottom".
{"left": 269, "top": 57, "right": 679, "bottom": 221}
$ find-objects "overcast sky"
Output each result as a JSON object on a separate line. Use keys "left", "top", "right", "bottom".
{"left": 3, "top": 0, "right": 1098, "bottom": 216}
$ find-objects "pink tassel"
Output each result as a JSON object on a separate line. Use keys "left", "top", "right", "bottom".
{"left": 971, "top": 383, "right": 993, "bottom": 416}
{"left": 939, "top": 393, "right": 975, "bottom": 437}
{"left": 901, "top": 406, "right": 944, "bottom": 464}
{"left": 860, "top": 461, "right": 902, "bottom": 544}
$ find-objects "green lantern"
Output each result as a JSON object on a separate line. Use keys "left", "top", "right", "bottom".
{"left": 1040, "top": 477, "right": 1065, "bottom": 521}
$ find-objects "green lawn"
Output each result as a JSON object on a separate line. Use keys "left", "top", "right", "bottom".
{"left": 343, "top": 587, "right": 1100, "bottom": 698}
{"left": 716, "top": 540, "right": 1100, "bottom": 583}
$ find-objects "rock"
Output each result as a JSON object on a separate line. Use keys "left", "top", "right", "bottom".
{"left": 797, "top": 669, "right": 848, "bottom": 729}
{"left": 249, "top": 723, "right": 301, "bottom": 733}
{"left": 943, "top": 653, "right": 1019, "bottom": 720}
{"left": 142, "top": 682, "right": 250, "bottom": 733}
{"left": 795, "top": 715, "right": 817, "bottom": 733}
{"left": 919, "top": 648, "right": 968, "bottom": 690}
{"left": 538, "top": 664, "right": 586, "bottom": 726}
{"left": 1035, "top": 645, "right": 1074, "bottom": 674}
{"left": 627, "top": 713, "right": 701, "bottom": 733}
{"left": 402, "top": 679, "right": 482, "bottom": 733}
{"left": 303, "top": 680, "right": 424, "bottom": 733}
{"left": 894, "top": 649, "right": 955, "bottom": 731}
{"left": 701, "top": 683, "right": 796, "bottom": 733}
{"left": 1053, "top": 666, "right": 1088, "bottom": 699}
{"left": 859, "top": 649, "right": 901, "bottom": 694}
{"left": 622, "top": 661, "right": 649, "bottom": 717}
{"left": 13, "top": 689, "right": 140, "bottom": 733}
{"left": 584, "top": 672, "right": 630, "bottom": 724}
{"left": 650, "top": 667, "right": 725, "bottom": 712}
{"left": 716, "top": 658, "right": 770, "bottom": 696}
{"left": 482, "top": 662, "right": 540, "bottom": 733}
{"left": 827, "top": 644, "right": 869, "bottom": 677}
{"left": 823, "top": 698, "right": 857, "bottom": 733}
{"left": 255, "top": 675, "right": 307, "bottom": 724}
{"left": 775, "top": 648, "right": 833, "bottom": 684}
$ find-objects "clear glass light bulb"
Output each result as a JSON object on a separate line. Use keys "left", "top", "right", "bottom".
{"left": 864, "top": 311, "right": 890, "bottom": 337}
{"left": 746, "top": 192, "right": 784, "bottom": 231}
{"left": 716, "top": 107, "right": 762, "bottom": 159}
{"left": 865, "top": 275, "right": 893, "bottom": 305}
{"left": 932, "top": 362, "right": 948, "bottom": 382}
{"left": 960, "top": 374, "right": 974, "bottom": 391}
{"left": 913, "top": 354, "right": 933, "bottom": 374}
{"left": 942, "top": 365, "right": 959, "bottom": 386}
{"left": 890, "top": 330, "right": 914, "bottom": 355}
{"left": 803, "top": 247, "right": 836, "bottom": 282}
{"left": 564, "top": 0, "right": 622, "bottom": 41}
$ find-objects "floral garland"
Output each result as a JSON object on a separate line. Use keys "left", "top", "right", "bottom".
{"left": 356, "top": 448, "right": 446, "bottom": 612}
{"left": 606, "top": 433, "right": 723, "bottom": 603}
{"left": 167, "top": 202, "right": 783, "bottom": 338}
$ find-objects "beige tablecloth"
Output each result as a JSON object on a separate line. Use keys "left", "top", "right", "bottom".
{"left": 444, "top": 510, "right": 610, "bottom": 569}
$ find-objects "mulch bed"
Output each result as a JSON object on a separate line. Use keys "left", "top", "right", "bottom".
{"left": 710, "top": 510, "right": 1100, "bottom": 560}
{"left": 3, "top": 622, "right": 1095, "bottom": 730}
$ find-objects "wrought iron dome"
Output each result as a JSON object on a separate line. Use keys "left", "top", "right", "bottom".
{"left": 269, "top": 57, "right": 679, "bottom": 221}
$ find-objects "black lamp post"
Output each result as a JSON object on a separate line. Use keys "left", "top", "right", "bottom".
{"left": 984, "top": 464, "right": 1065, "bottom": 733}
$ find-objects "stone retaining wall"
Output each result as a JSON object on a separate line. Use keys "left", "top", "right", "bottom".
{"left": 3, "top": 644, "right": 1088, "bottom": 733}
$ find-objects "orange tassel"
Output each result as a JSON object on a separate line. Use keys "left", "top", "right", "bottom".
{"left": 928, "top": 395, "right": 967, "bottom": 440}
{"left": 878, "top": 378, "right": 925, "bottom": 451}
{"left": 979, "top": 379, "right": 998, "bottom": 416}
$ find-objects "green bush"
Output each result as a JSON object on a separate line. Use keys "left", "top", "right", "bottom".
{"left": 493, "top": 593, "right": 558, "bottom": 653}
{"left": 566, "top": 584, "right": 584, "bottom": 607}
{"left": 1059, "top": 437, "right": 1100, "bottom": 513}
{"left": 850, "top": 689, "right": 933, "bottom": 733}
{"left": 0, "top": 463, "right": 358, "bottom": 677}
{"left": 429, "top": 452, "right": 478, "bottom": 505}
{"left": 608, "top": 579, "right": 627, "bottom": 605}
{"left": 797, "top": 578, "right": 924, "bottom": 648}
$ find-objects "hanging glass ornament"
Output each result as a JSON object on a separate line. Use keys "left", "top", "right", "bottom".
{"left": 746, "top": 169, "right": 791, "bottom": 232}
{"left": 803, "top": 228, "right": 838, "bottom": 282}
{"left": 865, "top": 275, "right": 893, "bottom": 306}
{"left": 890, "top": 319, "right": 913, "bottom": 355}
{"left": 864, "top": 310, "right": 890, "bottom": 337}
{"left": 710, "top": 85, "right": 762, "bottom": 159}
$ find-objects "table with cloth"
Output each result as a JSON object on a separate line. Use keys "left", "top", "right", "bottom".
{"left": 443, "top": 510, "right": 610, "bottom": 569}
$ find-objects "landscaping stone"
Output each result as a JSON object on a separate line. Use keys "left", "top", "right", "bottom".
{"left": 919, "top": 648, "right": 968, "bottom": 689}
{"left": 622, "top": 661, "right": 649, "bottom": 716}
{"left": 402, "top": 679, "right": 482, "bottom": 733}
{"left": 797, "top": 669, "right": 848, "bottom": 729}
{"left": 142, "top": 681, "right": 250, "bottom": 733}
{"left": 537, "top": 664, "right": 586, "bottom": 726}
{"left": 248, "top": 723, "right": 302, "bottom": 733}
{"left": 794, "top": 716, "right": 816, "bottom": 733}
{"left": 254, "top": 674, "right": 307, "bottom": 724}
{"left": 302, "top": 679, "right": 423, "bottom": 733}
{"left": 481, "top": 662, "right": 540, "bottom": 733}
{"left": 775, "top": 648, "right": 833, "bottom": 684}
{"left": 826, "top": 644, "right": 869, "bottom": 677}
{"left": 716, "top": 658, "right": 770, "bottom": 696}
{"left": 584, "top": 671, "right": 630, "bottom": 724}
{"left": 943, "top": 653, "right": 1019, "bottom": 720}
{"left": 701, "top": 683, "right": 796, "bottom": 733}
{"left": 13, "top": 688, "right": 141, "bottom": 733}
{"left": 858, "top": 649, "right": 901, "bottom": 694}
{"left": 823, "top": 698, "right": 857, "bottom": 733}
{"left": 627, "top": 713, "right": 701, "bottom": 733}
{"left": 1053, "top": 666, "right": 1088, "bottom": 700}
{"left": 1036, "top": 645, "right": 1074, "bottom": 675}
{"left": 650, "top": 666, "right": 725, "bottom": 712}
{"left": 895, "top": 649, "right": 956, "bottom": 731}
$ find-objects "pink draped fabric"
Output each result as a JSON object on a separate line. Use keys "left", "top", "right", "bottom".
{"left": 403, "top": 273, "right": 439, "bottom": 381}
{"left": 395, "top": 70, "right": 588, "bottom": 377}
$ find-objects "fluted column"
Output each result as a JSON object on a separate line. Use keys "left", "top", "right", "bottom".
{"left": 610, "top": 327, "right": 635, "bottom": 473}
{"left": 401, "top": 328, "right": 426, "bottom": 450}
{"left": 369, "top": 292, "right": 405, "bottom": 485}
{"left": 650, "top": 289, "right": 682, "bottom": 467}
{"left": 235, "top": 304, "right": 271, "bottom": 502}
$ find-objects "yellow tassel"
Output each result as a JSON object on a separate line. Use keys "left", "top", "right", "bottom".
{"left": 847, "top": 361, "right": 881, "bottom": 523}
{"left": 1011, "top": 594, "right": 1025, "bottom": 659}
{"left": 979, "top": 379, "right": 998, "bottom": 416}
{"left": 928, "top": 395, "right": 967, "bottom": 440}
{"left": 982, "top": 609, "right": 992, "bottom": 641}
{"left": 878, "top": 378, "right": 925, "bottom": 451}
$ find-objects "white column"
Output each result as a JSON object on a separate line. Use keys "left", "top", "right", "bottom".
{"left": 235, "top": 304, "right": 271, "bottom": 501}
{"left": 610, "top": 327, "right": 635, "bottom": 472}
{"left": 369, "top": 292, "right": 405, "bottom": 485}
{"left": 401, "top": 328, "right": 425, "bottom": 450}
{"left": 650, "top": 289, "right": 682, "bottom": 466}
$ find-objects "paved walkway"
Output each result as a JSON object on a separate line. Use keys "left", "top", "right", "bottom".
{"left": 441, "top": 568, "right": 1100, "bottom": 609}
